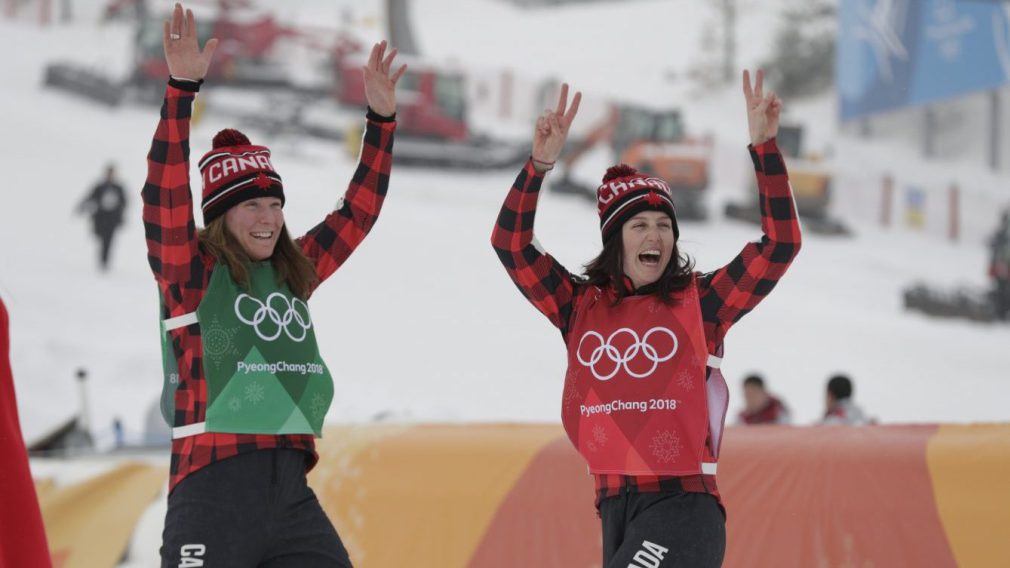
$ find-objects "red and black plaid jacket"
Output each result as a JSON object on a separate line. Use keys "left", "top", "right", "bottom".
{"left": 143, "top": 78, "right": 396, "bottom": 492}
{"left": 491, "top": 140, "right": 801, "bottom": 507}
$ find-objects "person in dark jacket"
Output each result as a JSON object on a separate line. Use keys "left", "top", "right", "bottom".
{"left": 989, "top": 210, "right": 1010, "bottom": 320}
{"left": 76, "top": 163, "right": 127, "bottom": 271}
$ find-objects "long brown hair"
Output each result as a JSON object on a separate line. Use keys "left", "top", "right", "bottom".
{"left": 583, "top": 229, "right": 694, "bottom": 304}
{"left": 198, "top": 218, "right": 318, "bottom": 300}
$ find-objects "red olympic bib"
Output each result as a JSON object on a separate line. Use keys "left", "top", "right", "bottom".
{"left": 561, "top": 280, "right": 710, "bottom": 476}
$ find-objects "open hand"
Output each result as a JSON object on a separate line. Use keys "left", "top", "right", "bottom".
{"left": 362, "top": 41, "right": 407, "bottom": 118}
{"left": 743, "top": 69, "right": 781, "bottom": 146}
{"left": 531, "top": 83, "right": 581, "bottom": 170}
{"left": 163, "top": 3, "right": 218, "bottom": 80}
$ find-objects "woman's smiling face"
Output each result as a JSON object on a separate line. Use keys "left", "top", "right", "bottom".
{"left": 224, "top": 197, "right": 284, "bottom": 261}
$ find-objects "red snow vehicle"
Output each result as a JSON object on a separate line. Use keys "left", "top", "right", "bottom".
{"left": 323, "top": 43, "right": 525, "bottom": 169}
{"left": 45, "top": 0, "right": 303, "bottom": 106}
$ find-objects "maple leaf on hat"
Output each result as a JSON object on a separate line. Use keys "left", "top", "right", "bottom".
{"left": 253, "top": 173, "right": 273, "bottom": 190}
{"left": 645, "top": 191, "right": 664, "bottom": 206}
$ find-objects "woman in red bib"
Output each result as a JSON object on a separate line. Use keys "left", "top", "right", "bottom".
{"left": 492, "top": 73, "right": 801, "bottom": 567}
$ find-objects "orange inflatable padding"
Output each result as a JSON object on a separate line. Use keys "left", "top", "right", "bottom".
{"left": 38, "top": 462, "right": 164, "bottom": 568}
{"left": 309, "top": 423, "right": 1010, "bottom": 568}
{"left": 309, "top": 423, "right": 600, "bottom": 568}
{"left": 26, "top": 423, "right": 1010, "bottom": 568}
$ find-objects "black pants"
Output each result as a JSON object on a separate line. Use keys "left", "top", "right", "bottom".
{"left": 95, "top": 228, "right": 116, "bottom": 270}
{"left": 161, "top": 449, "right": 351, "bottom": 568}
{"left": 996, "top": 279, "right": 1010, "bottom": 320}
{"left": 601, "top": 492, "right": 725, "bottom": 568}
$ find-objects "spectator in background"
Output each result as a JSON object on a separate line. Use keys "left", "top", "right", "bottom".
{"left": 76, "top": 163, "right": 127, "bottom": 272}
{"left": 737, "top": 374, "right": 791, "bottom": 425}
{"left": 822, "top": 374, "right": 869, "bottom": 425}
{"left": 988, "top": 209, "right": 1010, "bottom": 320}
{"left": 112, "top": 417, "right": 125, "bottom": 449}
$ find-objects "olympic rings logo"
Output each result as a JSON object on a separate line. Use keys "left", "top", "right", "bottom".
{"left": 576, "top": 327, "right": 678, "bottom": 381}
{"left": 234, "top": 292, "right": 313, "bottom": 342}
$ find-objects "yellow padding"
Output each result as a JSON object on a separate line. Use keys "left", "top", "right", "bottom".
{"left": 39, "top": 462, "right": 165, "bottom": 568}
{"left": 927, "top": 424, "right": 1010, "bottom": 568}
{"left": 309, "top": 424, "right": 560, "bottom": 568}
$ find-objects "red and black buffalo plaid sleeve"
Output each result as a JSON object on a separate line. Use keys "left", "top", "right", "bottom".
{"left": 298, "top": 108, "right": 397, "bottom": 289}
{"left": 491, "top": 159, "right": 588, "bottom": 340}
{"left": 142, "top": 79, "right": 204, "bottom": 298}
{"left": 697, "top": 137, "right": 802, "bottom": 352}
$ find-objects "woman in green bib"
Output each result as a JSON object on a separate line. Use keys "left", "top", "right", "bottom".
{"left": 146, "top": 4, "right": 405, "bottom": 567}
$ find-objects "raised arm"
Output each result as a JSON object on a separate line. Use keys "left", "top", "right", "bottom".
{"left": 141, "top": 3, "right": 218, "bottom": 289}
{"left": 76, "top": 185, "right": 98, "bottom": 215}
{"left": 298, "top": 41, "right": 405, "bottom": 285}
{"left": 698, "top": 70, "right": 802, "bottom": 348}
{"left": 491, "top": 84, "right": 585, "bottom": 337}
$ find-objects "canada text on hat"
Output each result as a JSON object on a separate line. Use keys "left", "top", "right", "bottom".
{"left": 201, "top": 152, "right": 276, "bottom": 187}
{"left": 597, "top": 176, "right": 672, "bottom": 206}
{"left": 596, "top": 164, "right": 678, "bottom": 241}
{"left": 198, "top": 129, "right": 285, "bottom": 225}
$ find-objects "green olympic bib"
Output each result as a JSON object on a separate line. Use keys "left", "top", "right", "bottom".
{"left": 159, "top": 262, "right": 333, "bottom": 437}
{"left": 159, "top": 293, "right": 181, "bottom": 425}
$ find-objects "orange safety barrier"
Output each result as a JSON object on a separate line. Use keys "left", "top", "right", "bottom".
{"left": 38, "top": 462, "right": 164, "bottom": 568}
{"left": 311, "top": 423, "right": 1010, "bottom": 568}
{"left": 27, "top": 424, "right": 1010, "bottom": 567}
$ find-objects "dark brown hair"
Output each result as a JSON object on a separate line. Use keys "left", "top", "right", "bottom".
{"left": 198, "top": 218, "right": 318, "bottom": 300}
{"left": 583, "top": 228, "right": 694, "bottom": 304}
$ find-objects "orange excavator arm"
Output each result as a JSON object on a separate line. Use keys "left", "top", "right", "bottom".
{"left": 558, "top": 104, "right": 620, "bottom": 175}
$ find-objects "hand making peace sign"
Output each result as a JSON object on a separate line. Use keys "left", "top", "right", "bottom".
{"left": 743, "top": 69, "right": 782, "bottom": 147}
{"left": 531, "top": 83, "right": 581, "bottom": 172}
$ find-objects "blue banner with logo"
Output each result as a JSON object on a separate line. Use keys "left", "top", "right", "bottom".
{"left": 838, "top": 0, "right": 1010, "bottom": 120}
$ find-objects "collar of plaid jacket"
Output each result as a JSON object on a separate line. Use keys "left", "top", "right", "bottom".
{"left": 619, "top": 275, "right": 660, "bottom": 297}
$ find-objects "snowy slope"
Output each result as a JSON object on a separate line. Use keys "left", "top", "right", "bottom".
{"left": 2, "top": 0, "right": 1009, "bottom": 454}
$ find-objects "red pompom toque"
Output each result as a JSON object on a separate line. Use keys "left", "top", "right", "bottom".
{"left": 212, "top": 128, "right": 252, "bottom": 148}
{"left": 596, "top": 164, "right": 678, "bottom": 241}
{"left": 198, "top": 129, "right": 284, "bottom": 225}
{"left": 602, "top": 163, "right": 639, "bottom": 183}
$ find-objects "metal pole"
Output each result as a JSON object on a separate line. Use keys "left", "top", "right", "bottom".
{"left": 500, "top": 69, "right": 513, "bottom": 120}
{"left": 723, "top": 0, "right": 736, "bottom": 85}
{"left": 386, "top": 0, "right": 419, "bottom": 55}
{"left": 923, "top": 106, "right": 936, "bottom": 159}
{"left": 39, "top": 0, "right": 51, "bottom": 26}
{"left": 76, "top": 368, "right": 91, "bottom": 436}
{"left": 990, "top": 90, "right": 1001, "bottom": 171}
{"left": 881, "top": 174, "right": 893, "bottom": 227}
{"left": 949, "top": 184, "right": 960, "bottom": 243}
